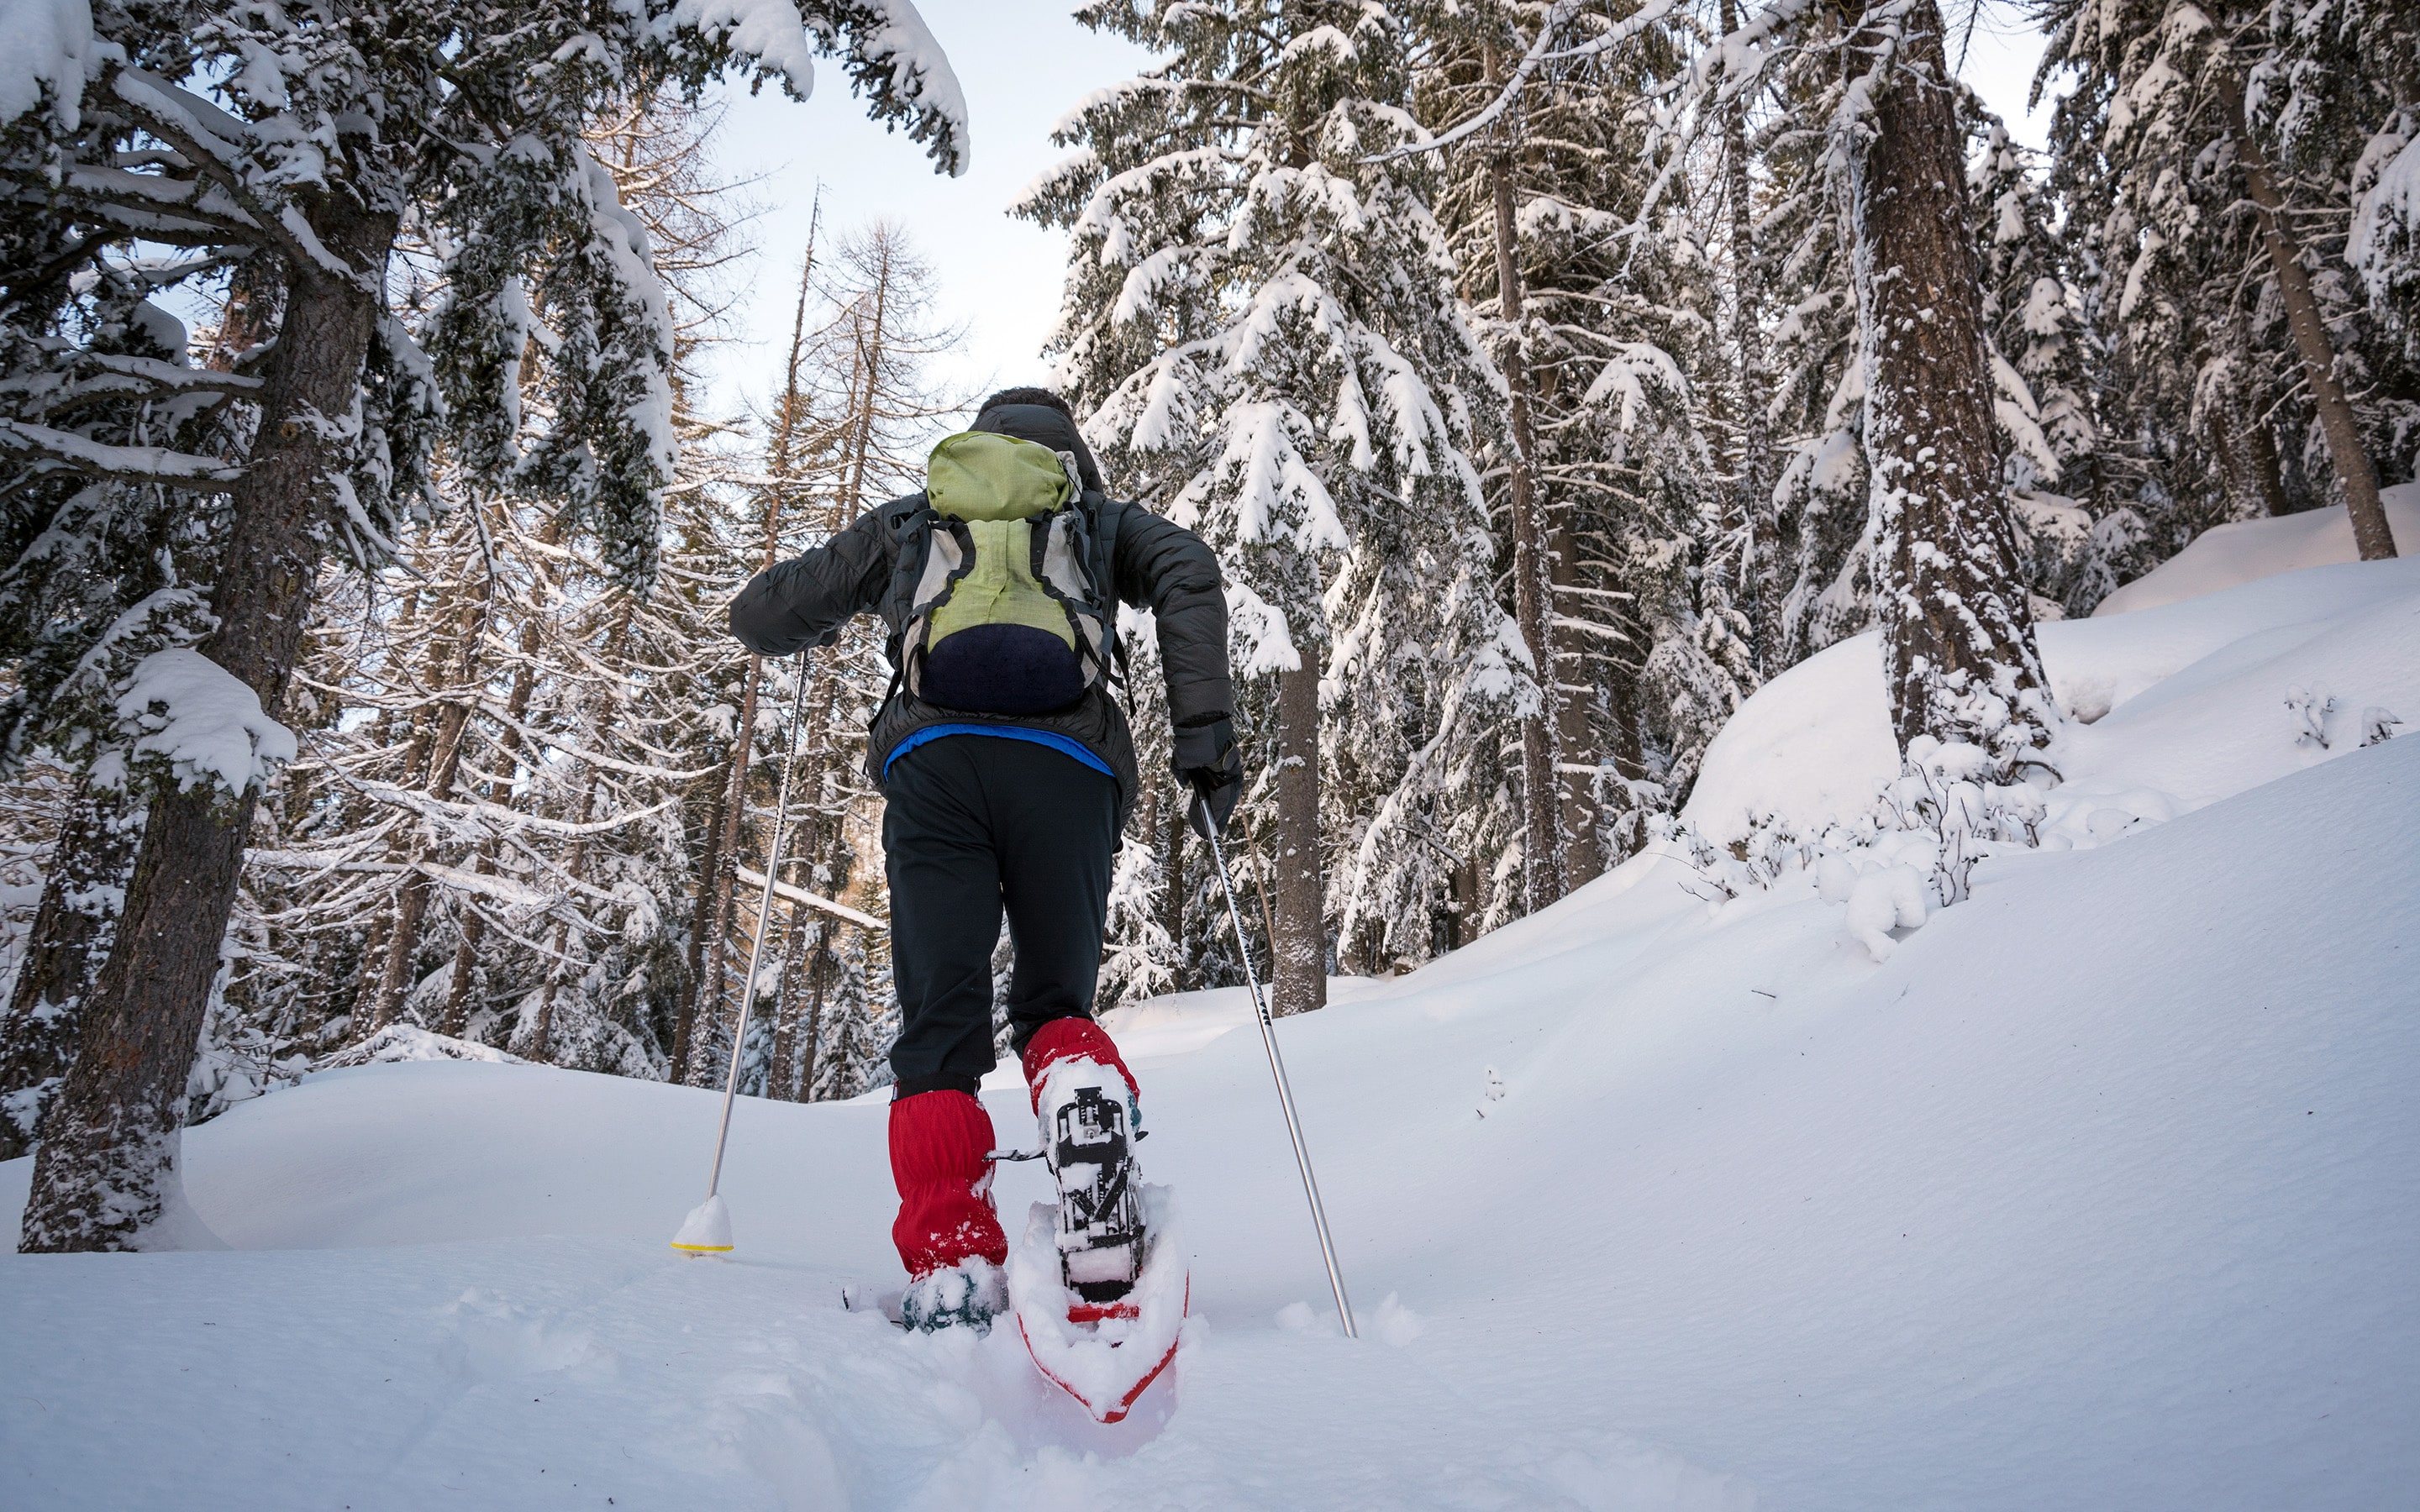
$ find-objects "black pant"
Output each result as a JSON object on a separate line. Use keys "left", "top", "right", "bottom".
{"left": 881, "top": 735, "right": 1118, "bottom": 1095}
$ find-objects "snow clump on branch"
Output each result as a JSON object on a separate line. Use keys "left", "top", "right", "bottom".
{"left": 113, "top": 649, "right": 297, "bottom": 800}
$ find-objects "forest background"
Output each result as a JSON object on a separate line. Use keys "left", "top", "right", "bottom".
{"left": 3, "top": 0, "right": 2412, "bottom": 1253}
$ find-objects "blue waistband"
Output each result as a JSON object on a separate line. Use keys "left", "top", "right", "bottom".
{"left": 883, "top": 723, "right": 1115, "bottom": 780}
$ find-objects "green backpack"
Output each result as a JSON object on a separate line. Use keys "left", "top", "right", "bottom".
{"left": 892, "top": 430, "right": 1119, "bottom": 717}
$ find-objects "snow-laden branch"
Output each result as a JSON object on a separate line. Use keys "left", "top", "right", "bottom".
{"left": 471, "top": 700, "right": 723, "bottom": 783}
{"left": 0, "top": 0, "right": 116, "bottom": 130}
{"left": 110, "top": 66, "right": 364, "bottom": 286}
{"left": 0, "top": 417, "right": 244, "bottom": 487}
{"left": 1362, "top": 1, "right": 1586, "bottom": 164}
{"left": 77, "top": 351, "right": 263, "bottom": 395}
{"left": 734, "top": 864, "right": 885, "bottom": 931}
{"left": 350, "top": 779, "right": 683, "bottom": 838}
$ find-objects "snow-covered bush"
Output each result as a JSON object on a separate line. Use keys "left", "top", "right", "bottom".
{"left": 1665, "top": 737, "right": 2048, "bottom": 962}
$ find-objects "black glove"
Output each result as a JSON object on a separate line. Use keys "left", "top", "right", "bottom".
{"left": 1172, "top": 713, "right": 1243, "bottom": 841}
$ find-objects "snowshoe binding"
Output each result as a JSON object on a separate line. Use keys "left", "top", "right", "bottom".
{"left": 1049, "top": 1080, "right": 1147, "bottom": 1313}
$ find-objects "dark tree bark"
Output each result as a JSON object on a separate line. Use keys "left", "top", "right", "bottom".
{"left": 765, "top": 902, "right": 812, "bottom": 1100}
{"left": 2207, "top": 311, "right": 2291, "bottom": 520}
{"left": 797, "top": 930, "right": 829, "bottom": 1100}
{"left": 1546, "top": 527, "right": 1600, "bottom": 886}
{"left": 0, "top": 784, "right": 142, "bottom": 1160}
{"left": 766, "top": 654, "right": 836, "bottom": 1096}
{"left": 688, "top": 654, "right": 763, "bottom": 1083}
{"left": 1159, "top": 776, "right": 1186, "bottom": 993}
{"left": 1481, "top": 47, "right": 1570, "bottom": 912}
{"left": 670, "top": 765, "right": 728, "bottom": 1080}
{"left": 1844, "top": 0, "right": 2051, "bottom": 759}
{"left": 21, "top": 190, "right": 401, "bottom": 1252}
{"left": 368, "top": 696, "right": 472, "bottom": 1031}
{"left": 527, "top": 772, "right": 600, "bottom": 1065}
{"left": 1720, "top": 0, "right": 1772, "bottom": 672}
{"left": 2214, "top": 69, "right": 2397, "bottom": 559}
{"left": 1272, "top": 659, "right": 1325, "bottom": 1017}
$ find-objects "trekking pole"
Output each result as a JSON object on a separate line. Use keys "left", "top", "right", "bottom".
{"left": 673, "top": 654, "right": 814, "bottom": 1255}
{"left": 1203, "top": 823, "right": 1358, "bottom": 1339}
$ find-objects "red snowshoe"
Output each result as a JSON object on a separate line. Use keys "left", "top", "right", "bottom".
{"left": 1006, "top": 1057, "right": 1187, "bottom": 1422}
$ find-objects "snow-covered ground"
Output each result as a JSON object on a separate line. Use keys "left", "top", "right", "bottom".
{"left": 4, "top": 541, "right": 2416, "bottom": 1509}
{"left": 2092, "top": 480, "right": 2420, "bottom": 617}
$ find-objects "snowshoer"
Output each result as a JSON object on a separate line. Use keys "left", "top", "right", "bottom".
{"left": 729, "top": 387, "right": 1242, "bottom": 1334}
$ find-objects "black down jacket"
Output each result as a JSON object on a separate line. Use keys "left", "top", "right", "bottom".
{"left": 727, "top": 403, "right": 1234, "bottom": 834}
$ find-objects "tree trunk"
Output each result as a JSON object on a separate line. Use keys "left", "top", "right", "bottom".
{"left": 2207, "top": 310, "right": 2291, "bottom": 520}
{"left": 369, "top": 696, "right": 473, "bottom": 1031}
{"left": 434, "top": 894, "right": 485, "bottom": 1041}
{"left": 529, "top": 774, "right": 602, "bottom": 1064}
{"left": 1271, "top": 658, "right": 1325, "bottom": 1016}
{"left": 2213, "top": 71, "right": 2395, "bottom": 556}
{"left": 1481, "top": 53, "right": 1569, "bottom": 913}
{"left": 765, "top": 901, "right": 811, "bottom": 1100}
{"left": 1444, "top": 850, "right": 1478, "bottom": 953}
{"left": 0, "top": 783, "right": 142, "bottom": 1160}
{"left": 671, "top": 769, "right": 729, "bottom": 1080}
{"left": 1546, "top": 527, "right": 1600, "bottom": 886}
{"left": 688, "top": 655, "right": 762, "bottom": 1082}
{"left": 777, "top": 662, "right": 839, "bottom": 1093}
{"left": 797, "top": 933, "right": 829, "bottom": 1100}
{"left": 21, "top": 195, "right": 399, "bottom": 1252}
{"left": 1845, "top": 0, "right": 2050, "bottom": 759}
{"left": 1723, "top": 0, "right": 1772, "bottom": 673}
{"left": 1159, "top": 777, "right": 1186, "bottom": 992}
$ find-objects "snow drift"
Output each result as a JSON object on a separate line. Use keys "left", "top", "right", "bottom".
{"left": 3, "top": 554, "right": 2415, "bottom": 1509}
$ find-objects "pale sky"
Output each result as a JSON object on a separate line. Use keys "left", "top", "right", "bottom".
{"left": 693, "top": 0, "right": 2064, "bottom": 439}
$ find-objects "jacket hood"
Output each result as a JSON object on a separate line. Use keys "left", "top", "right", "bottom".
{"left": 970, "top": 402, "right": 1107, "bottom": 496}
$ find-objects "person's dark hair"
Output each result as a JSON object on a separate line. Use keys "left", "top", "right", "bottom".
{"left": 976, "top": 386, "right": 1074, "bottom": 422}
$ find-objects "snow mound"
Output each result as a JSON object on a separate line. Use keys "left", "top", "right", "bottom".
{"left": 2095, "top": 481, "right": 2420, "bottom": 616}
{"left": 1085, "top": 974, "right": 1398, "bottom": 1070}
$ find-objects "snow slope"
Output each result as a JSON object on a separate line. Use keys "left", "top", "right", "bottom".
{"left": 4, "top": 564, "right": 2417, "bottom": 1509}
{"left": 1682, "top": 551, "right": 2420, "bottom": 845}
{"left": 2093, "top": 480, "right": 2420, "bottom": 617}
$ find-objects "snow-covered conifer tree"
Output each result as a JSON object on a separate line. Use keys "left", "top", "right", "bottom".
{"left": 1480, "top": 0, "right": 2054, "bottom": 763}
{"left": 2041, "top": 0, "right": 2408, "bottom": 562}
{"left": 1968, "top": 115, "right": 2134, "bottom": 619}
{"left": 1414, "top": 1, "right": 1747, "bottom": 865}
{"left": 1024, "top": 0, "right": 1524, "bottom": 1000}
{"left": 3, "top": 0, "right": 966, "bottom": 1252}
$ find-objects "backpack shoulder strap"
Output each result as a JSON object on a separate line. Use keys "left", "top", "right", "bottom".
{"left": 1084, "top": 489, "right": 1128, "bottom": 608}
{"left": 878, "top": 491, "right": 935, "bottom": 706}
{"left": 1081, "top": 489, "right": 1139, "bottom": 716}
{"left": 880, "top": 491, "right": 936, "bottom": 609}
